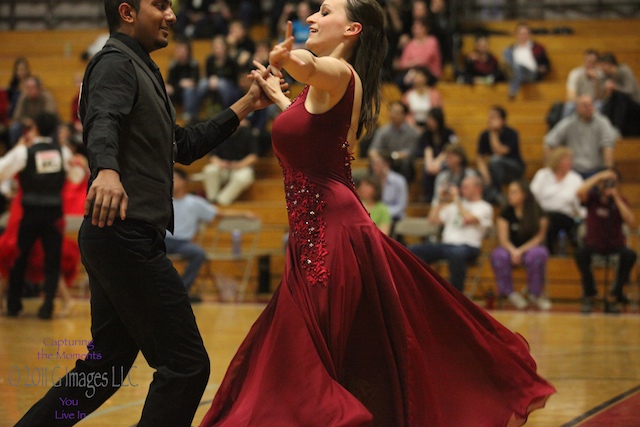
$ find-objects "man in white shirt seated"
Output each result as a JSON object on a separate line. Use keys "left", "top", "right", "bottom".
{"left": 409, "top": 175, "right": 494, "bottom": 292}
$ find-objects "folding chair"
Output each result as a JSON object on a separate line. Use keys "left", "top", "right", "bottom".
{"left": 202, "top": 217, "right": 262, "bottom": 302}
{"left": 391, "top": 216, "right": 440, "bottom": 244}
{"left": 464, "top": 226, "right": 496, "bottom": 300}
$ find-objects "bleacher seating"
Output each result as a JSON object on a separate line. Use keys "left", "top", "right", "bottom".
{"left": 2, "top": 18, "right": 639, "bottom": 301}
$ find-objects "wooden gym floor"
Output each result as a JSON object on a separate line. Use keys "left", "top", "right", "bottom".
{"left": 1, "top": 298, "right": 639, "bottom": 427}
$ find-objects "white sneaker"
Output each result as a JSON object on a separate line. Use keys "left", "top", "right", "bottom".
{"left": 529, "top": 294, "right": 552, "bottom": 311}
{"left": 507, "top": 292, "right": 528, "bottom": 309}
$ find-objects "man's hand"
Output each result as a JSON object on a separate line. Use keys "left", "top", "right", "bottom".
{"left": 251, "top": 61, "right": 291, "bottom": 110}
{"left": 84, "top": 169, "right": 128, "bottom": 227}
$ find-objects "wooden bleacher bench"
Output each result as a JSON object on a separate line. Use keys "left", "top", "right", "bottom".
{"left": 1, "top": 19, "right": 639, "bottom": 300}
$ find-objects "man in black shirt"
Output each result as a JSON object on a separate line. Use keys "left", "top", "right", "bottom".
{"left": 14, "top": 1, "right": 282, "bottom": 426}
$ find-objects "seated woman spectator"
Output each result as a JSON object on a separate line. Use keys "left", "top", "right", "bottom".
{"left": 461, "top": 35, "right": 504, "bottom": 85}
{"left": 356, "top": 175, "right": 392, "bottom": 236}
{"left": 166, "top": 37, "right": 200, "bottom": 123}
{"left": 491, "top": 180, "right": 551, "bottom": 311}
{"left": 476, "top": 106, "right": 524, "bottom": 205}
{"left": 277, "top": 1, "right": 311, "bottom": 49}
{"left": 174, "top": 0, "right": 231, "bottom": 39}
{"left": 196, "top": 35, "right": 240, "bottom": 113}
{"left": 530, "top": 147, "right": 584, "bottom": 255}
{"left": 0, "top": 89, "right": 9, "bottom": 149}
{"left": 418, "top": 107, "right": 457, "bottom": 202}
{"left": 225, "top": 19, "right": 256, "bottom": 69}
{"left": 402, "top": 67, "right": 442, "bottom": 130}
{"left": 6, "top": 57, "right": 31, "bottom": 118}
{"left": 431, "top": 144, "right": 478, "bottom": 205}
{"left": 503, "top": 22, "right": 550, "bottom": 99}
{"left": 396, "top": 18, "right": 442, "bottom": 91}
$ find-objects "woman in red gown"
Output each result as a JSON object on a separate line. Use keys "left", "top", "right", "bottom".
{"left": 200, "top": 1, "right": 555, "bottom": 426}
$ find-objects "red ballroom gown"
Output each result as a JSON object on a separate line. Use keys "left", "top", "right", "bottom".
{"left": 200, "top": 75, "right": 555, "bottom": 427}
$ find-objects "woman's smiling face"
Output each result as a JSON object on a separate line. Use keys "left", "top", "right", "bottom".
{"left": 305, "top": 0, "right": 352, "bottom": 56}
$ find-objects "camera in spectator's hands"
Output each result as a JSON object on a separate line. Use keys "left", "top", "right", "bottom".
{"left": 604, "top": 179, "right": 616, "bottom": 189}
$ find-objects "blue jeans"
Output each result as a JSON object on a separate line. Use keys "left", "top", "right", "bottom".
{"left": 165, "top": 237, "right": 206, "bottom": 291}
{"left": 409, "top": 243, "right": 481, "bottom": 291}
{"left": 508, "top": 65, "right": 538, "bottom": 96}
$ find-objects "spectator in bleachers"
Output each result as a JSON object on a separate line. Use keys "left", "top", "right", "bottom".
{"left": 227, "top": 0, "right": 263, "bottom": 29}
{"left": 476, "top": 105, "right": 524, "bottom": 205}
{"left": 491, "top": 180, "right": 551, "bottom": 311}
{"left": 236, "top": 64, "right": 272, "bottom": 155}
{"left": 461, "top": 35, "right": 504, "bottom": 85}
{"left": 200, "top": 118, "right": 258, "bottom": 206}
{"left": 174, "top": 0, "right": 231, "bottom": 39}
{"left": 598, "top": 52, "right": 640, "bottom": 136}
{"left": 226, "top": 19, "right": 256, "bottom": 69}
{"left": 9, "top": 76, "right": 58, "bottom": 148}
{"left": 503, "top": 22, "right": 550, "bottom": 100}
{"left": 563, "top": 49, "right": 604, "bottom": 117}
{"left": 409, "top": 175, "right": 493, "bottom": 292}
{"left": 402, "top": 66, "right": 442, "bottom": 131}
{"left": 369, "top": 101, "right": 420, "bottom": 183}
{"left": 544, "top": 94, "right": 618, "bottom": 179}
{"left": 429, "top": 0, "right": 456, "bottom": 67}
{"left": 396, "top": 18, "right": 442, "bottom": 91}
{"left": 418, "top": 107, "right": 458, "bottom": 202}
{"left": 530, "top": 147, "right": 584, "bottom": 256}
{"left": 167, "top": 168, "right": 255, "bottom": 303}
{"left": 431, "top": 144, "right": 479, "bottom": 206}
{"left": 399, "top": 0, "right": 429, "bottom": 36}
{"left": 576, "top": 169, "right": 637, "bottom": 314}
{"left": 251, "top": 40, "right": 271, "bottom": 68}
{"left": 370, "top": 151, "right": 408, "bottom": 225}
{"left": 196, "top": 35, "right": 241, "bottom": 113}
{"left": 356, "top": 174, "right": 392, "bottom": 236}
{"left": 380, "top": 0, "right": 406, "bottom": 81}
{"left": 7, "top": 57, "right": 31, "bottom": 119}
{"left": 277, "top": 1, "right": 312, "bottom": 49}
{"left": 69, "top": 72, "right": 84, "bottom": 134}
{"left": 0, "top": 89, "right": 9, "bottom": 149}
{"left": 166, "top": 37, "right": 201, "bottom": 123}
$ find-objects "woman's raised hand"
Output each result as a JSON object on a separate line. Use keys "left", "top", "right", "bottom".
{"left": 270, "top": 21, "right": 305, "bottom": 70}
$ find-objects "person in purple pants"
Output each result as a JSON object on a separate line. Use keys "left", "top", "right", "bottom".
{"left": 491, "top": 180, "right": 552, "bottom": 310}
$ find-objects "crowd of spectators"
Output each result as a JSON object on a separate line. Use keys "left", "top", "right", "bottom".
{"left": 0, "top": 0, "right": 638, "bottom": 313}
